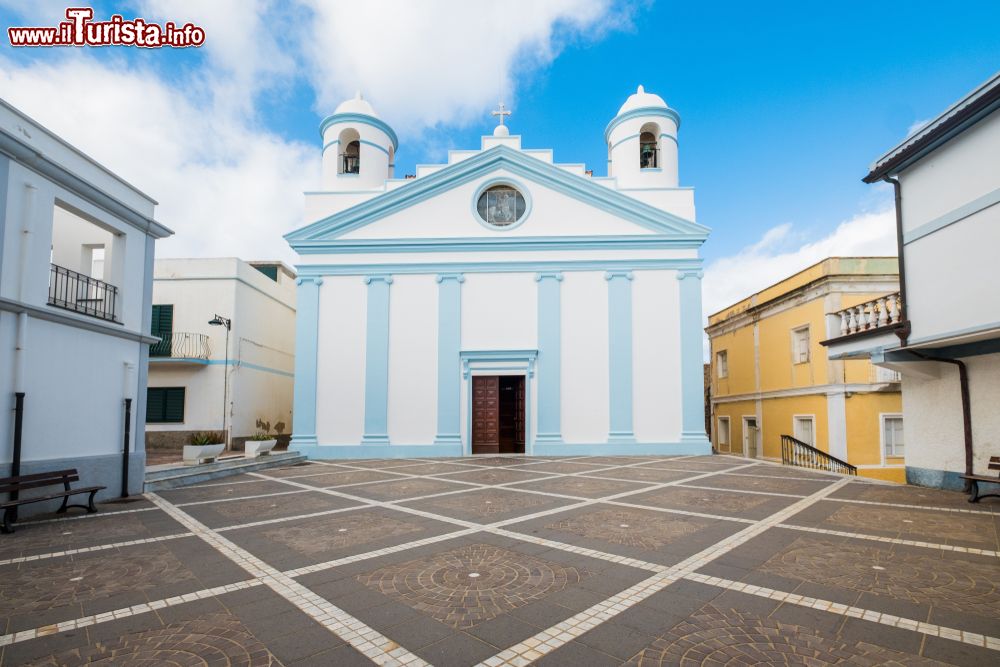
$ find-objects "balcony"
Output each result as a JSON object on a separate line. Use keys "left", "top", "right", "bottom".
{"left": 150, "top": 332, "right": 211, "bottom": 363}
{"left": 47, "top": 263, "right": 119, "bottom": 323}
{"left": 870, "top": 365, "right": 902, "bottom": 384}
{"left": 821, "top": 292, "right": 905, "bottom": 361}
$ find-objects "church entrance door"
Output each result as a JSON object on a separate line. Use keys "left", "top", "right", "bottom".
{"left": 471, "top": 375, "right": 525, "bottom": 454}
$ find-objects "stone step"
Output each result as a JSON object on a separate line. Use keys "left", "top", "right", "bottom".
{"left": 144, "top": 451, "right": 307, "bottom": 491}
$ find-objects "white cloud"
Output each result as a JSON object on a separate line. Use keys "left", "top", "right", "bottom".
{"left": 905, "top": 117, "right": 931, "bottom": 138}
{"left": 703, "top": 206, "right": 898, "bottom": 320}
{"left": 299, "top": 0, "right": 635, "bottom": 134}
{"left": 0, "top": 55, "right": 316, "bottom": 262}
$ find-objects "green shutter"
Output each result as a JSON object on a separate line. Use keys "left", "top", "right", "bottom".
{"left": 146, "top": 387, "right": 185, "bottom": 423}
{"left": 150, "top": 305, "right": 174, "bottom": 357}
{"left": 254, "top": 264, "right": 278, "bottom": 281}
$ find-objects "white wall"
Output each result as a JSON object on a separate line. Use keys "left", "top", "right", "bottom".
{"left": 633, "top": 270, "right": 682, "bottom": 442}
{"left": 561, "top": 272, "right": 610, "bottom": 443}
{"left": 315, "top": 276, "right": 367, "bottom": 443}
{"left": 462, "top": 273, "right": 537, "bottom": 350}
{"left": 387, "top": 275, "right": 438, "bottom": 443}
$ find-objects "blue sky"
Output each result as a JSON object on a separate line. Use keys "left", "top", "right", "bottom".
{"left": 1, "top": 1, "right": 998, "bottom": 312}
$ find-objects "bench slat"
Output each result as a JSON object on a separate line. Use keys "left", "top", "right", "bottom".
{"left": 0, "top": 469, "right": 79, "bottom": 485}
{"left": 0, "top": 486, "right": 104, "bottom": 510}
{"left": 0, "top": 476, "right": 81, "bottom": 495}
{"left": 960, "top": 474, "right": 1000, "bottom": 483}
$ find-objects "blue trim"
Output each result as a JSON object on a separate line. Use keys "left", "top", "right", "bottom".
{"left": 0, "top": 157, "right": 9, "bottom": 289}
{"left": 151, "top": 357, "right": 209, "bottom": 366}
{"left": 198, "top": 359, "right": 294, "bottom": 378}
{"left": 361, "top": 275, "right": 392, "bottom": 444}
{"left": 604, "top": 106, "right": 682, "bottom": 141}
{"left": 533, "top": 441, "right": 710, "bottom": 456}
{"left": 535, "top": 272, "right": 563, "bottom": 444}
{"left": 293, "top": 235, "right": 703, "bottom": 255}
{"left": 641, "top": 168, "right": 663, "bottom": 172}
{"left": 609, "top": 132, "right": 678, "bottom": 151}
{"left": 605, "top": 271, "right": 635, "bottom": 444}
{"left": 905, "top": 465, "right": 966, "bottom": 491}
{"left": 285, "top": 145, "right": 708, "bottom": 245}
{"left": 460, "top": 349, "right": 538, "bottom": 378}
{"left": 434, "top": 274, "right": 464, "bottom": 445}
{"left": 298, "top": 444, "right": 464, "bottom": 460}
{"left": 318, "top": 112, "right": 399, "bottom": 151}
{"left": 471, "top": 176, "right": 533, "bottom": 232}
{"left": 677, "top": 270, "right": 710, "bottom": 446}
{"left": 296, "top": 258, "right": 702, "bottom": 278}
{"left": 659, "top": 133, "right": 678, "bottom": 145}
{"left": 291, "top": 277, "right": 322, "bottom": 448}
{"left": 903, "top": 186, "right": 1000, "bottom": 244}
{"left": 321, "top": 138, "right": 391, "bottom": 157}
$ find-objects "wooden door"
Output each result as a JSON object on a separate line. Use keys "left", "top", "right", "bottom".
{"left": 498, "top": 376, "right": 525, "bottom": 454}
{"left": 472, "top": 376, "right": 500, "bottom": 454}
{"left": 514, "top": 376, "right": 525, "bottom": 452}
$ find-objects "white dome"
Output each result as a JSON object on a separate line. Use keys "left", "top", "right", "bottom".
{"left": 617, "top": 85, "right": 669, "bottom": 115}
{"left": 334, "top": 90, "right": 379, "bottom": 118}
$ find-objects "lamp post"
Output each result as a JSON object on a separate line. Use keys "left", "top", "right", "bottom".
{"left": 208, "top": 314, "right": 232, "bottom": 450}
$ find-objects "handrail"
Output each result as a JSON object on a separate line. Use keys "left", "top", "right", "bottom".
{"left": 150, "top": 332, "right": 211, "bottom": 359}
{"left": 780, "top": 434, "right": 857, "bottom": 476}
{"left": 47, "top": 263, "right": 119, "bottom": 323}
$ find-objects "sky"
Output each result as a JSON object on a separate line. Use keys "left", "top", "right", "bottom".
{"left": 1, "top": 0, "right": 998, "bottom": 319}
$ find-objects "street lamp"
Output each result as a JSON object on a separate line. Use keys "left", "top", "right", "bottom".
{"left": 208, "top": 314, "right": 232, "bottom": 450}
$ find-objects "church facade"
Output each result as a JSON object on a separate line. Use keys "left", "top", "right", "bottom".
{"left": 285, "top": 87, "right": 711, "bottom": 458}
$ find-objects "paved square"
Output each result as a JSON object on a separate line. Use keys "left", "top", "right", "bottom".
{"left": 3, "top": 454, "right": 997, "bottom": 666}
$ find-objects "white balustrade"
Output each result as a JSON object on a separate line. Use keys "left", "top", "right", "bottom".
{"left": 834, "top": 292, "right": 901, "bottom": 337}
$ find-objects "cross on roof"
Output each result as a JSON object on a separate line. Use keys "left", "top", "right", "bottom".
{"left": 491, "top": 100, "right": 511, "bottom": 126}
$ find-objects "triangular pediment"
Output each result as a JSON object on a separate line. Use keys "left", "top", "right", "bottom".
{"left": 285, "top": 145, "right": 708, "bottom": 250}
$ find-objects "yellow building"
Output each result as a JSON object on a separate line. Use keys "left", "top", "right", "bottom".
{"left": 706, "top": 257, "right": 905, "bottom": 482}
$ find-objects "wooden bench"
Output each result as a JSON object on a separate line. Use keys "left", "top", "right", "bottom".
{"left": 0, "top": 469, "right": 105, "bottom": 534}
{"left": 959, "top": 456, "right": 1000, "bottom": 503}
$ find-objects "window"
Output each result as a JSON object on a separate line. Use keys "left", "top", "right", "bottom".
{"left": 793, "top": 416, "right": 814, "bottom": 446}
{"left": 883, "top": 415, "right": 904, "bottom": 457}
{"left": 338, "top": 128, "right": 360, "bottom": 174}
{"left": 716, "top": 350, "right": 728, "bottom": 378}
{"left": 147, "top": 387, "right": 185, "bottom": 423}
{"left": 150, "top": 304, "right": 174, "bottom": 357}
{"left": 792, "top": 326, "right": 810, "bottom": 363}
{"left": 476, "top": 185, "right": 526, "bottom": 227}
{"left": 254, "top": 264, "right": 279, "bottom": 281}
{"left": 639, "top": 122, "right": 660, "bottom": 168}
{"left": 717, "top": 416, "right": 730, "bottom": 450}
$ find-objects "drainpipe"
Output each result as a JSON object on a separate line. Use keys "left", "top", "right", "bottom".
{"left": 883, "top": 176, "right": 910, "bottom": 345}
{"left": 910, "top": 350, "right": 973, "bottom": 490}
{"left": 10, "top": 184, "right": 36, "bottom": 516}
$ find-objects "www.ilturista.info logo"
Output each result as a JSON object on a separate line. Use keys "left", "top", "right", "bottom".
{"left": 7, "top": 7, "right": 206, "bottom": 48}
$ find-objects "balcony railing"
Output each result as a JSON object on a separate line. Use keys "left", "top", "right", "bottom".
{"left": 47, "top": 263, "right": 119, "bottom": 323}
{"left": 150, "top": 332, "right": 211, "bottom": 360}
{"left": 781, "top": 434, "right": 857, "bottom": 476}
{"left": 832, "top": 292, "right": 902, "bottom": 339}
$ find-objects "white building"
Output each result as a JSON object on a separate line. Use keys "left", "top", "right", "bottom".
{"left": 284, "top": 88, "right": 711, "bottom": 459}
{"left": 823, "top": 71, "right": 1000, "bottom": 490}
{"left": 0, "top": 99, "right": 171, "bottom": 501}
{"left": 146, "top": 258, "right": 296, "bottom": 450}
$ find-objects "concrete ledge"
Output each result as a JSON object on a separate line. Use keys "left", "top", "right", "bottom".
{"left": 297, "top": 444, "right": 464, "bottom": 460}
{"left": 533, "top": 441, "right": 713, "bottom": 456}
{"left": 144, "top": 451, "right": 306, "bottom": 490}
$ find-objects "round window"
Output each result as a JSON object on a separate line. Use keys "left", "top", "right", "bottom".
{"left": 476, "top": 185, "right": 526, "bottom": 228}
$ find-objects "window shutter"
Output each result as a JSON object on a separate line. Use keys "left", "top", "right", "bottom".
{"left": 150, "top": 305, "right": 174, "bottom": 357}
{"left": 146, "top": 388, "right": 165, "bottom": 422}
{"left": 164, "top": 388, "right": 185, "bottom": 422}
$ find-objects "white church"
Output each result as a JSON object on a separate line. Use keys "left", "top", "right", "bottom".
{"left": 284, "top": 86, "right": 711, "bottom": 458}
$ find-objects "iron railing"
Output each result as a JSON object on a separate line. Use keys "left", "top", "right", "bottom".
{"left": 342, "top": 154, "right": 360, "bottom": 174}
{"left": 47, "top": 263, "right": 119, "bottom": 323}
{"left": 780, "top": 434, "right": 857, "bottom": 476}
{"left": 150, "top": 332, "right": 211, "bottom": 359}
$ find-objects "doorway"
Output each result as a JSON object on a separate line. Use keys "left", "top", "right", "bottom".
{"left": 471, "top": 375, "right": 525, "bottom": 454}
{"left": 743, "top": 417, "right": 759, "bottom": 459}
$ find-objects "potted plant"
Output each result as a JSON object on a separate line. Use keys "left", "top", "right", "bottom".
{"left": 183, "top": 431, "right": 226, "bottom": 465}
{"left": 245, "top": 418, "right": 278, "bottom": 458}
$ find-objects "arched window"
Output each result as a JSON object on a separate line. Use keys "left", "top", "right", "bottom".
{"left": 639, "top": 123, "right": 659, "bottom": 169}
{"left": 338, "top": 129, "right": 360, "bottom": 174}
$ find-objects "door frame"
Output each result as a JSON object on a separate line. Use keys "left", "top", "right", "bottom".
{"left": 460, "top": 350, "right": 537, "bottom": 457}
{"left": 742, "top": 415, "right": 758, "bottom": 459}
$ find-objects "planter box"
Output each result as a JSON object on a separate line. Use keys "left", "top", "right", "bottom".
{"left": 245, "top": 439, "right": 277, "bottom": 458}
{"left": 183, "top": 444, "right": 226, "bottom": 465}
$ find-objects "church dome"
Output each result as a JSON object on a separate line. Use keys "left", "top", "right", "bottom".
{"left": 334, "top": 91, "right": 379, "bottom": 118}
{"left": 617, "top": 85, "right": 669, "bottom": 115}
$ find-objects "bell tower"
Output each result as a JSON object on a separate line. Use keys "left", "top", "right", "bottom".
{"left": 319, "top": 91, "right": 398, "bottom": 190}
{"left": 606, "top": 85, "right": 680, "bottom": 188}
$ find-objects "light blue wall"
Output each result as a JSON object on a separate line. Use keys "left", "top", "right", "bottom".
{"left": 535, "top": 272, "right": 563, "bottom": 444}
{"left": 291, "top": 277, "right": 322, "bottom": 447}
{"left": 677, "top": 270, "right": 710, "bottom": 447}
{"left": 434, "top": 274, "right": 463, "bottom": 444}
{"left": 606, "top": 271, "right": 636, "bottom": 444}
{"left": 361, "top": 275, "right": 392, "bottom": 444}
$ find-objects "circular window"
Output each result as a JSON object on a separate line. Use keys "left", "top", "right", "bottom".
{"left": 476, "top": 185, "right": 527, "bottom": 228}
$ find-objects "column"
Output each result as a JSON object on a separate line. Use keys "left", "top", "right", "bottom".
{"left": 677, "top": 269, "right": 710, "bottom": 446}
{"left": 361, "top": 275, "right": 392, "bottom": 444}
{"left": 434, "top": 273, "right": 464, "bottom": 444}
{"left": 535, "top": 272, "right": 563, "bottom": 444}
{"left": 606, "top": 271, "right": 636, "bottom": 444}
{"left": 291, "top": 276, "right": 323, "bottom": 447}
